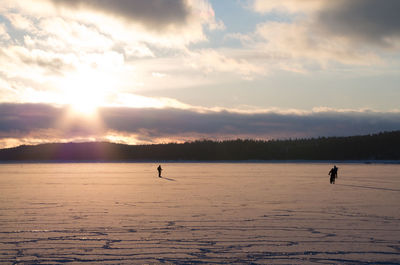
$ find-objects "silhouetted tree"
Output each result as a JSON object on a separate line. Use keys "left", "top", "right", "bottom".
{"left": 0, "top": 131, "right": 399, "bottom": 161}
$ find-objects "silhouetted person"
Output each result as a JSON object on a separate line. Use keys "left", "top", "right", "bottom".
{"left": 157, "top": 165, "right": 162, "bottom": 178}
{"left": 329, "top": 165, "right": 338, "bottom": 184}
{"left": 333, "top": 165, "right": 338, "bottom": 179}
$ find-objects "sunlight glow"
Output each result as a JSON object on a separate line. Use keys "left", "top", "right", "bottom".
{"left": 66, "top": 87, "right": 103, "bottom": 116}
{"left": 61, "top": 68, "right": 112, "bottom": 116}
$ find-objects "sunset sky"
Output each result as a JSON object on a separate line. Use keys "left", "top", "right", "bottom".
{"left": 0, "top": 0, "right": 400, "bottom": 148}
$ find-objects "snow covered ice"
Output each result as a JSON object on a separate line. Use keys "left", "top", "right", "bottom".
{"left": 0, "top": 163, "right": 399, "bottom": 264}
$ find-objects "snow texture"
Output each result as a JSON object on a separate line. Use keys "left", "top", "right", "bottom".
{"left": 0, "top": 163, "right": 399, "bottom": 264}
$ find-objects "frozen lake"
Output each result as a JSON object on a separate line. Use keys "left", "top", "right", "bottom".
{"left": 0, "top": 163, "right": 399, "bottom": 264}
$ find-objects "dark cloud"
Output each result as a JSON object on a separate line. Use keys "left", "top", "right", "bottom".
{"left": 1, "top": 104, "right": 399, "bottom": 143}
{"left": 0, "top": 103, "right": 62, "bottom": 133}
{"left": 316, "top": 0, "right": 400, "bottom": 47}
{"left": 100, "top": 107, "right": 400, "bottom": 139}
{"left": 50, "top": 0, "right": 190, "bottom": 30}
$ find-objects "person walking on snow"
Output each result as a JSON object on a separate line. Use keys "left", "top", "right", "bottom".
{"left": 157, "top": 165, "right": 162, "bottom": 178}
{"left": 328, "top": 165, "right": 338, "bottom": 184}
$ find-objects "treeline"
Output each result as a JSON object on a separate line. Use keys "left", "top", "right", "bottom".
{"left": 0, "top": 131, "right": 399, "bottom": 161}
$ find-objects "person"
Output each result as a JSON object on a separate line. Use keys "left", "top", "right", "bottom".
{"left": 333, "top": 165, "right": 338, "bottom": 179}
{"left": 328, "top": 165, "right": 338, "bottom": 184}
{"left": 157, "top": 165, "right": 162, "bottom": 178}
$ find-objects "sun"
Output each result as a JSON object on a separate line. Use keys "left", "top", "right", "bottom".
{"left": 61, "top": 69, "right": 111, "bottom": 116}
{"left": 66, "top": 87, "right": 104, "bottom": 116}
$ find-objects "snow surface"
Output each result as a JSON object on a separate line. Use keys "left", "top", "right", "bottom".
{"left": 0, "top": 163, "right": 399, "bottom": 264}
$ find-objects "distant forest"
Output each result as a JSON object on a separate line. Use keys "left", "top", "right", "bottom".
{"left": 0, "top": 131, "right": 399, "bottom": 162}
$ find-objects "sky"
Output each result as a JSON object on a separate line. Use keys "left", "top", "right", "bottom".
{"left": 0, "top": 0, "right": 400, "bottom": 148}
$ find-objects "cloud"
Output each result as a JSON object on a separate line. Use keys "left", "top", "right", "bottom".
{"left": 252, "top": 0, "right": 322, "bottom": 13}
{"left": 187, "top": 49, "right": 266, "bottom": 78}
{"left": 44, "top": 0, "right": 223, "bottom": 48}
{"left": 314, "top": 0, "right": 400, "bottom": 48}
{"left": 49, "top": 0, "right": 190, "bottom": 30}
{"left": 0, "top": 44, "right": 76, "bottom": 87}
{"left": 0, "top": 103, "right": 62, "bottom": 133}
{"left": 14, "top": 47, "right": 73, "bottom": 75}
{"left": 254, "top": 21, "right": 381, "bottom": 66}
{"left": 0, "top": 24, "right": 10, "bottom": 40}
{"left": 99, "top": 107, "right": 400, "bottom": 139}
{"left": 1, "top": 103, "right": 399, "bottom": 148}
{"left": 3, "top": 0, "right": 222, "bottom": 48}
{"left": 0, "top": 0, "right": 228, "bottom": 105}
{"left": 249, "top": 0, "right": 400, "bottom": 67}
{"left": 4, "top": 12, "right": 37, "bottom": 32}
{"left": 37, "top": 17, "right": 114, "bottom": 52}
